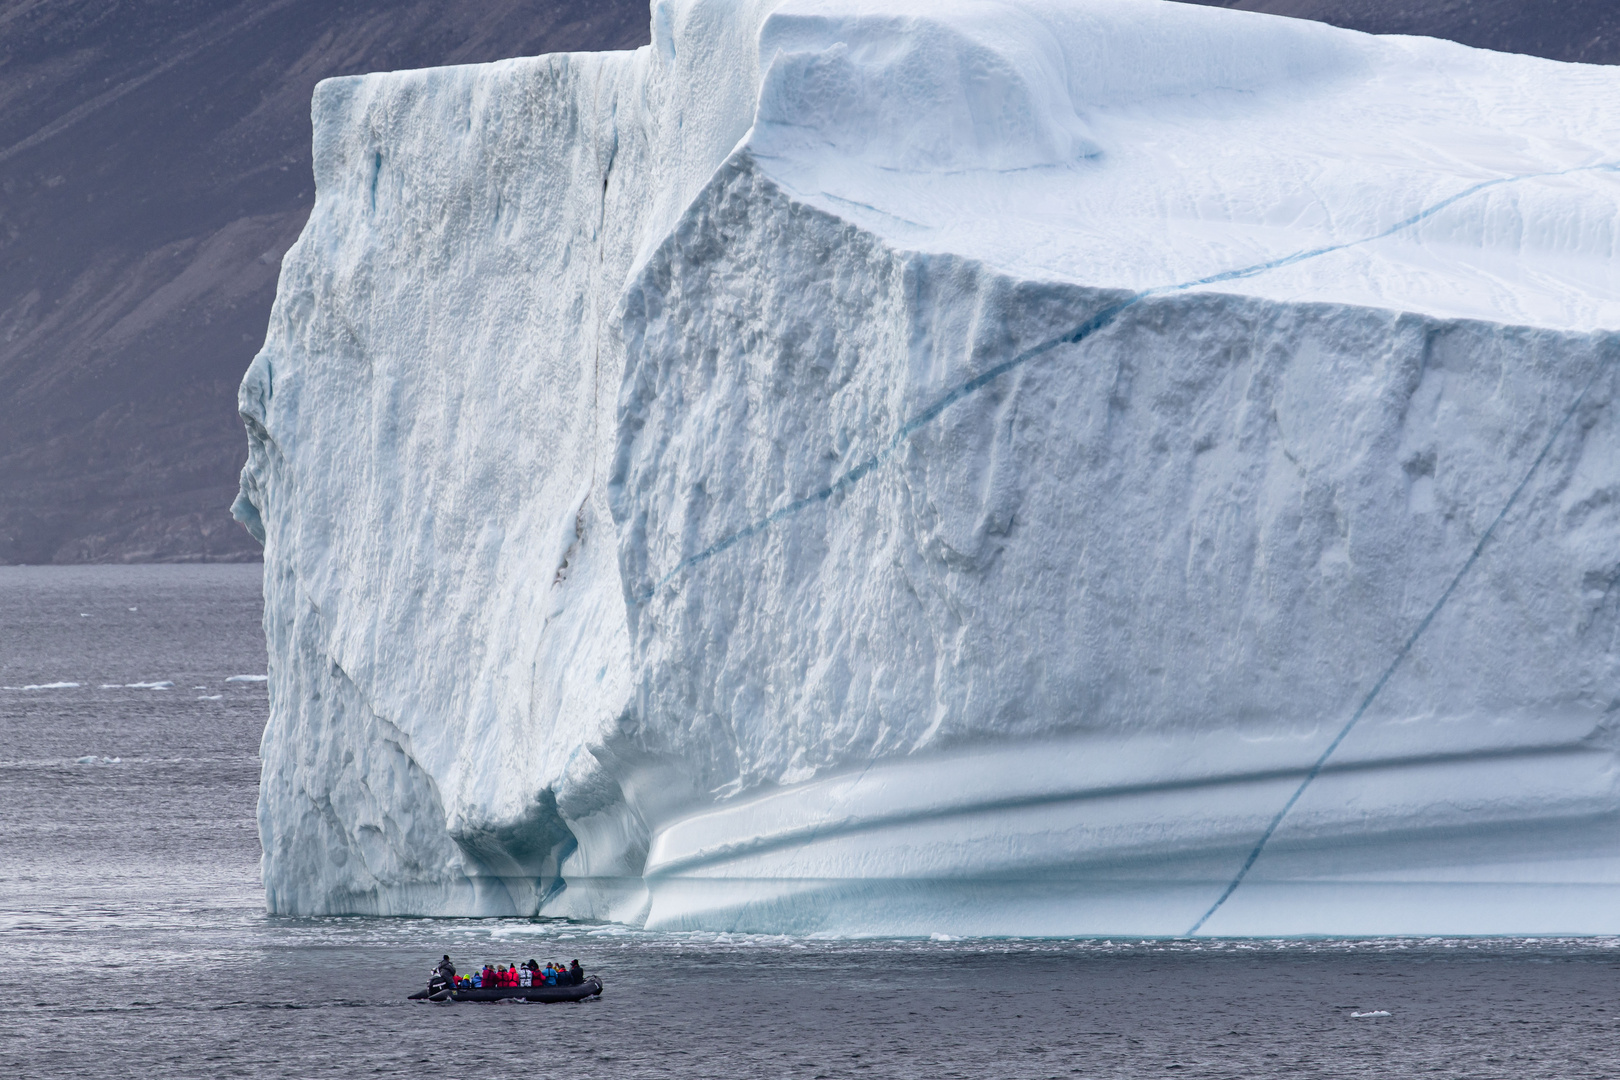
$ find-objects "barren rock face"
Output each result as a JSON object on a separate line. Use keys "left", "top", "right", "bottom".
{"left": 1179, "top": 0, "right": 1620, "bottom": 65}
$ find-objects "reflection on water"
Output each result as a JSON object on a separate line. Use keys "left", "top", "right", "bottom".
{"left": 4, "top": 565, "right": 1620, "bottom": 1078}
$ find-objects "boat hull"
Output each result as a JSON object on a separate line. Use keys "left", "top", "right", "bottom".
{"left": 411, "top": 976, "right": 603, "bottom": 1003}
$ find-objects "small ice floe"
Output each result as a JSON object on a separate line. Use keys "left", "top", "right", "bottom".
{"left": 1350, "top": 1010, "right": 1392, "bottom": 1019}
{"left": 197, "top": 694, "right": 224, "bottom": 701}
{"left": 226, "top": 674, "right": 268, "bottom": 683}
{"left": 4, "top": 682, "right": 81, "bottom": 691}
{"left": 123, "top": 681, "right": 174, "bottom": 690}
{"left": 73, "top": 755, "right": 123, "bottom": 765}
{"left": 929, "top": 932, "right": 959, "bottom": 942}
{"left": 79, "top": 613, "right": 90, "bottom": 618}
{"left": 128, "top": 607, "right": 138, "bottom": 612}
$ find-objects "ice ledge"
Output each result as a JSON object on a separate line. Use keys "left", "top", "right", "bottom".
{"left": 747, "top": 0, "right": 1620, "bottom": 331}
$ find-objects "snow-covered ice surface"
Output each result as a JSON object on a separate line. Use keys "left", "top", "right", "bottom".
{"left": 235, "top": 0, "right": 1620, "bottom": 934}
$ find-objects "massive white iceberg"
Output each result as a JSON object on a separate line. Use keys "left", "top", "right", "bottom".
{"left": 235, "top": 0, "right": 1620, "bottom": 936}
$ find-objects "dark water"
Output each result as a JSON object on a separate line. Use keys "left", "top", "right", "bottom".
{"left": 4, "top": 565, "right": 1620, "bottom": 1079}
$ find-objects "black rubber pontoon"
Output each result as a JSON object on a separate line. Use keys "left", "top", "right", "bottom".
{"left": 409, "top": 975, "right": 603, "bottom": 1003}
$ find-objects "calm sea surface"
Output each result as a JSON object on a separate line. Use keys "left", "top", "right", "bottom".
{"left": 3, "top": 564, "right": 1620, "bottom": 1078}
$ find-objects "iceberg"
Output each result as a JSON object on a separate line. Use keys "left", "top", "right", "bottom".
{"left": 235, "top": 0, "right": 1620, "bottom": 935}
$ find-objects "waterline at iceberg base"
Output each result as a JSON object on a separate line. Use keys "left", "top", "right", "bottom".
{"left": 234, "top": 0, "right": 1620, "bottom": 936}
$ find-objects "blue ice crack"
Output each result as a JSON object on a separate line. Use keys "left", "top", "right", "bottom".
{"left": 636, "top": 160, "right": 1619, "bottom": 606}
{"left": 1185, "top": 343, "right": 1615, "bottom": 935}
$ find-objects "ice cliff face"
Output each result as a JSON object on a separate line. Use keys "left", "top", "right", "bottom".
{"left": 236, "top": 0, "right": 1620, "bottom": 935}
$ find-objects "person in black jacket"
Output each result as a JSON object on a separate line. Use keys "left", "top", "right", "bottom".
{"left": 568, "top": 959, "right": 585, "bottom": 985}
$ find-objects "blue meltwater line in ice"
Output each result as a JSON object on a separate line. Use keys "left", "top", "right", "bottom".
{"left": 1184, "top": 349, "right": 1615, "bottom": 936}
{"left": 635, "top": 160, "right": 1620, "bottom": 606}
{"left": 630, "top": 158, "right": 1620, "bottom": 930}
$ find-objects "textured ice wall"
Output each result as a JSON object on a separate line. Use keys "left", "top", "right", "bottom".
{"left": 238, "top": 0, "right": 1620, "bottom": 933}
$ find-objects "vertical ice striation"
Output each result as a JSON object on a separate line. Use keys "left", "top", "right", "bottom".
{"left": 237, "top": 0, "right": 1620, "bottom": 934}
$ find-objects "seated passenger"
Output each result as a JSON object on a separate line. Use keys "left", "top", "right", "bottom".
{"left": 518, "top": 965, "right": 531, "bottom": 987}
{"left": 569, "top": 960, "right": 584, "bottom": 985}
{"left": 482, "top": 964, "right": 496, "bottom": 988}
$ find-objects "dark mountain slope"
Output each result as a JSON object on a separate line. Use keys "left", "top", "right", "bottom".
{"left": 0, "top": 1, "right": 650, "bottom": 564}
{"left": 1, "top": 2, "right": 1613, "bottom": 563}
{"left": 1175, "top": 0, "right": 1620, "bottom": 63}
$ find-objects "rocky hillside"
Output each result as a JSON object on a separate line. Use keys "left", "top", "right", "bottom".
{"left": 0, "top": 0, "right": 649, "bottom": 564}
{"left": 1181, "top": 0, "right": 1619, "bottom": 63}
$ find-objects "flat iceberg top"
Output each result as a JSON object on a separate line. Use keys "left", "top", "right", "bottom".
{"left": 745, "top": 0, "right": 1620, "bottom": 330}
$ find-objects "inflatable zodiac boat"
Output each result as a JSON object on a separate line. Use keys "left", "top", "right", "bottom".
{"left": 409, "top": 976, "right": 603, "bottom": 1003}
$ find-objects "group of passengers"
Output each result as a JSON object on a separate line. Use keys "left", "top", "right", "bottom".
{"left": 433, "top": 955, "right": 585, "bottom": 991}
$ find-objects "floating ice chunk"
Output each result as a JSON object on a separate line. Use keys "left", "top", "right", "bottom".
{"left": 5, "top": 682, "right": 81, "bottom": 691}
{"left": 123, "top": 681, "right": 174, "bottom": 690}
{"left": 197, "top": 695, "right": 224, "bottom": 701}
{"left": 74, "top": 756, "right": 95, "bottom": 764}
{"left": 240, "top": 0, "right": 1620, "bottom": 933}
{"left": 128, "top": 607, "right": 138, "bottom": 612}
{"left": 225, "top": 675, "right": 268, "bottom": 683}
{"left": 1351, "top": 1011, "right": 1393, "bottom": 1019}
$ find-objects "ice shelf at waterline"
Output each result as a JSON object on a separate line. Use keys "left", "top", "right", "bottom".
{"left": 234, "top": 0, "right": 1620, "bottom": 936}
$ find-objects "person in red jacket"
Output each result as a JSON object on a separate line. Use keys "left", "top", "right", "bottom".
{"left": 482, "top": 963, "right": 496, "bottom": 988}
